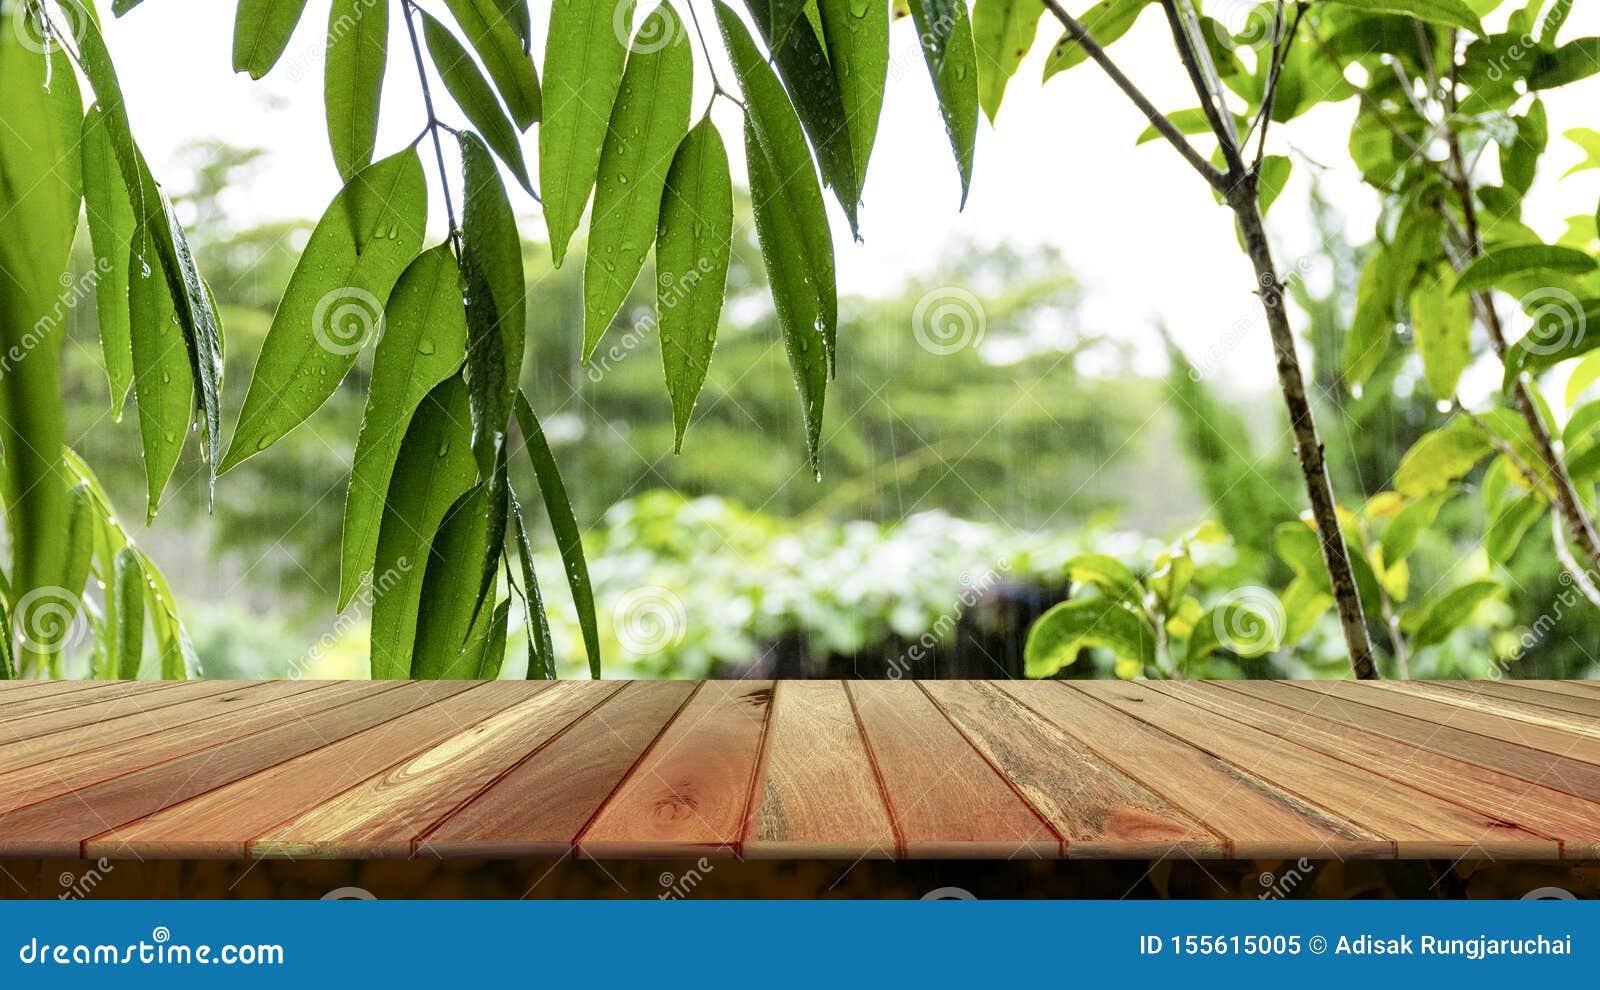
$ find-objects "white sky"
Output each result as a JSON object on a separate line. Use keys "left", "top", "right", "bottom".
{"left": 102, "top": 1, "right": 1600, "bottom": 387}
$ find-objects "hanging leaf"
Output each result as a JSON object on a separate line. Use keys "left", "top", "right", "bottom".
{"left": 514, "top": 391, "right": 601, "bottom": 678}
{"left": 459, "top": 131, "right": 526, "bottom": 473}
{"left": 1024, "top": 598, "right": 1157, "bottom": 678}
{"left": 1453, "top": 244, "right": 1597, "bottom": 296}
{"left": 1380, "top": 492, "right": 1448, "bottom": 565}
{"left": 973, "top": 0, "right": 1043, "bottom": 123}
{"left": 716, "top": 1, "right": 838, "bottom": 376}
{"left": 221, "top": 148, "right": 426, "bottom": 473}
{"left": 233, "top": 0, "right": 312, "bottom": 79}
{"left": 325, "top": 0, "right": 389, "bottom": 182}
{"left": 657, "top": 119, "right": 733, "bottom": 450}
{"left": 370, "top": 377, "right": 479, "bottom": 679}
{"left": 412, "top": 486, "right": 496, "bottom": 678}
{"left": 112, "top": 546, "right": 146, "bottom": 679}
{"left": 906, "top": 0, "right": 979, "bottom": 205}
{"left": 441, "top": 0, "right": 542, "bottom": 129}
{"left": 744, "top": 0, "right": 860, "bottom": 235}
{"left": 338, "top": 245, "right": 470, "bottom": 610}
{"left": 1043, "top": 0, "right": 1151, "bottom": 80}
{"left": 1529, "top": 37, "right": 1600, "bottom": 89}
{"left": 1502, "top": 296, "right": 1600, "bottom": 387}
{"left": 540, "top": 0, "right": 635, "bottom": 265}
{"left": 81, "top": 106, "right": 137, "bottom": 418}
{"left": 1410, "top": 274, "right": 1472, "bottom": 398}
{"left": 509, "top": 492, "right": 554, "bottom": 679}
{"left": 816, "top": 0, "right": 888, "bottom": 193}
{"left": 1485, "top": 495, "right": 1547, "bottom": 564}
{"left": 1410, "top": 580, "right": 1501, "bottom": 652}
{"left": 1326, "top": 0, "right": 1482, "bottom": 36}
{"left": 1395, "top": 419, "right": 1492, "bottom": 497}
{"left": 745, "top": 121, "right": 830, "bottom": 472}
{"left": 1345, "top": 246, "right": 1397, "bottom": 385}
{"left": 583, "top": 2, "right": 693, "bottom": 359}
{"left": 0, "top": 598, "right": 13, "bottom": 681}
{"left": 128, "top": 227, "right": 194, "bottom": 519}
{"left": 421, "top": 11, "right": 534, "bottom": 193}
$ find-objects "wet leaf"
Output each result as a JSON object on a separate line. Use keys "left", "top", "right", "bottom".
{"left": 325, "top": 0, "right": 389, "bottom": 182}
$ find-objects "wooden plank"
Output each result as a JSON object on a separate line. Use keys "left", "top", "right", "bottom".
{"left": 0, "top": 681, "right": 168, "bottom": 724}
{"left": 994, "top": 681, "right": 1384, "bottom": 858}
{"left": 425, "top": 681, "right": 698, "bottom": 858}
{"left": 0, "top": 681, "right": 444, "bottom": 857}
{"left": 1082, "top": 682, "right": 1558, "bottom": 858}
{"left": 1391, "top": 682, "right": 1600, "bottom": 740}
{"left": 1508, "top": 680, "right": 1600, "bottom": 703}
{"left": 85, "top": 682, "right": 527, "bottom": 858}
{"left": 743, "top": 681, "right": 897, "bottom": 858}
{"left": 252, "top": 682, "right": 621, "bottom": 859}
{"left": 1428, "top": 680, "right": 1600, "bottom": 720}
{"left": 0, "top": 681, "right": 380, "bottom": 828}
{"left": 580, "top": 680, "right": 772, "bottom": 859}
{"left": 1310, "top": 682, "right": 1600, "bottom": 765}
{"left": 1164, "top": 682, "right": 1600, "bottom": 855}
{"left": 1234, "top": 681, "right": 1600, "bottom": 803}
{"left": 0, "top": 680, "right": 323, "bottom": 776}
{"left": 847, "top": 681, "right": 1058, "bottom": 858}
{"left": 0, "top": 679, "right": 118, "bottom": 704}
{"left": 0, "top": 680, "right": 239, "bottom": 746}
{"left": 925, "top": 681, "right": 1224, "bottom": 858}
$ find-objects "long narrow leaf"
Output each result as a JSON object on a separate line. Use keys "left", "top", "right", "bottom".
{"left": 816, "top": 0, "right": 888, "bottom": 193}
{"left": 422, "top": 11, "right": 534, "bottom": 192}
{"left": 233, "top": 0, "right": 312, "bottom": 79}
{"left": 80, "top": 105, "right": 136, "bottom": 417}
{"left": 325, "top": 0, "right": 389, "bottom": 181}
{"left": 441, "top": 0, "right": 541, "bottom": 129}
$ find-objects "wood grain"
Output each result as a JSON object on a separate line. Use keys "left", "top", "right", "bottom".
{"left": 848, "top": 681, "right": 1059, "bottom": 858}
{"left": 0, "top": 681, "right": 168, "bottom": 724}
{"left": 580, "top": 680, "right": 772, "bottom": 859}
{"left": 1083, "top": 682, "right": 1558, "bottom": 858}
{"left": 743, "top": 681, "right": 897, "bottom": 858}
{"left": 86, "top": 682, "right": 525, "bottom": 858}
{"left": 426, "top": 681, "right": 697, "bottom": 857}
{"left": 252, "top": 682, "right": 620, "bottom": 858}
{"left": 1391, "top": 681, "right": 1600, "bottom": 740}
{"left": 925, "top": 681, "right": 1225, "bottom": 858}
{"left": 998, "top": 681, "right": 1384, "bottom": 858}
{"left": 1426, "top": 679, "right": 1600, "bottom": 721}
{"left": 0, "top": 680, "right": 238, "bottom": 747}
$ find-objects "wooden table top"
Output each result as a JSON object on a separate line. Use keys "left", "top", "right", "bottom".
{"left": 1, "top": 678, "right": 1598, "bottom": 861}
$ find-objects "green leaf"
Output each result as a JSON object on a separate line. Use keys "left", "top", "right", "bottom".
{"left": 371, "top": 377, "right": 480, "bottom": 679}
{"left": 128, "top": 226, "right": 194, "bottom": 519}
{"left": 1563, "top": 127, "right": 1600, "bottom": 177}
{"left": 1326, "top": 0, "right": 1483, "bottom": 35}
{"left": 325, "top": 0, "right": 389, "bottom": 182}
{"left": 60, "top": 484, "right": 96, "bottom": 624}
{"left": 1256, "top": 155, "right": 1292, "bottom": 215}
{"left": 1486, "top": 494, "right": 1547, "bottom": 564}
{"left": 1395, "top": 419, "right": 1492, "bottom": 497}
{"left": 745, "top": 0, "right": 860, "bottom": 235}
{"left": 1280, "top": 577, "right": 1332, "bottom": 646}
{"left": 1380, "top": 492, "right": 1447, "bottom": 565}
{"left": 1024, "top": 598, "right": 1156, "bottom": 678}
{"left": 510, "top": 492, "right": 554, "bottom": 679}
{"left": 1453, "top": 244, "right": 1597, "bottom": 295}
{"left": 441, "top": 0, "right": 542, "bottom": 129}
{"left": 338, "top": 245, "right": 470, "bottom": 610}
{"left": 1345, "top": 246, "right": 1397, "bottom": 385}
{"left": 421, "top": 11, "right": 533, "bottom": 193}
{"left": 81, "top": 105, "right": 137, "bottom": 417}
{"left": 233, "top": 0, "right": 312, "bottom": 79}
{"left": 113, "top": 546, "right": 145, "bottom": 679}
{"left": 0, "top": 598, "right": 14, "bottom": 681}
{"left": 817, "top": 0, "right": 888, "bottom": 192}
{"left": 1042, "top": 0, "right": 1151, "bottom": 79}
{"left": 907, "top": 0, "right": 979, "bottom": 205}
{"left": 1529, "top": 38, "right": 1600, "bottom": 89}
{"left": 1061, "top": 553, "right": 1142, "bottom": 600}
{"left": 412, "top": 486, "right": 495, "bottom": 678}
{"left": 973, "top": 0, "right": 1044, "bottom": 123}
{"left": 459, "top": 131, "right": 526, "bottom": 472}
{"left": 222, "top": 148, "right": 427, "bottom": 472}
{"left": 514, "top": 391, "right": 601, "bottom": 678}
{"left": 1189, "top": 591, "right": 1285, "bottom": 662}
{"left": 1410, "top": 274, "right": 1473, "bottom": 398}
{"left": 540, "top": 0, "right": 634, "bottom": 266}
{"left": 1502, "top": 296, "right": 1600, "bottom": 386}
{"left": 1411, "top": 579, "right": 1500, "bottom": 652}
{"left": 656, "top": 118, "right": 733, "bottom": 451}
{"left": 583, "top": 3, "right": 693, "bottom": 359}
{"left": 744, "top": 120, "right": 830, "bottom": 472}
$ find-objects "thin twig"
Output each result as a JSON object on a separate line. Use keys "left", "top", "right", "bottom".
{"left": 401, "top": 0, "right": 462, "bottom": 249}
